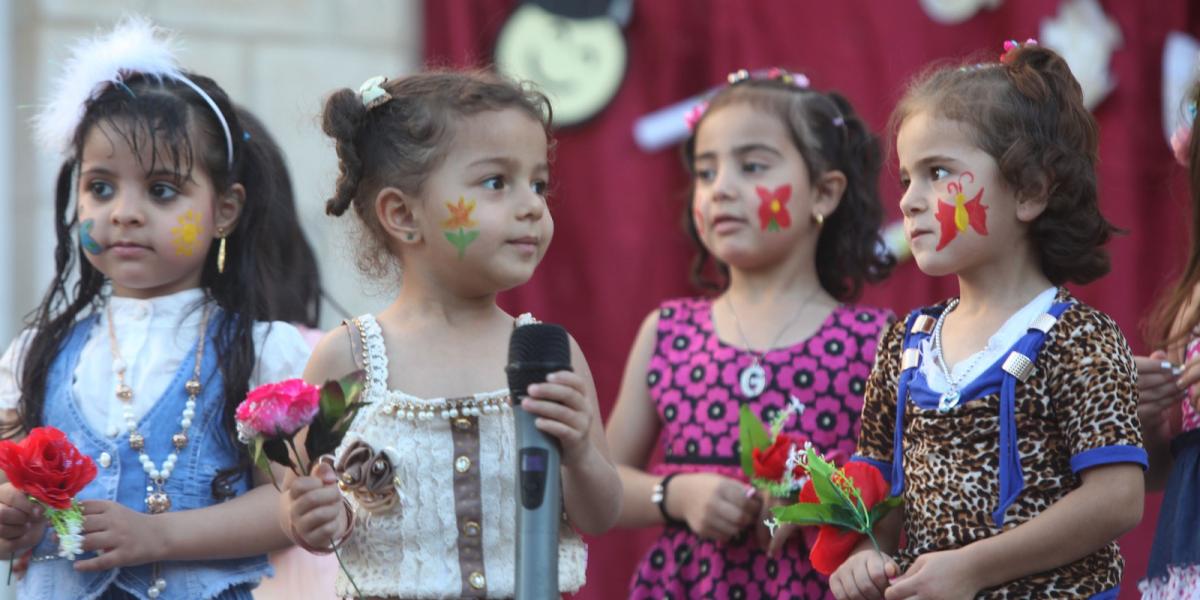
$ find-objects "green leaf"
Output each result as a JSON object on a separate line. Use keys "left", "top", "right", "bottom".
{"left": 252, "top": 437, "right": 273, "bottom": 475}
{"left": 806, "top": 449, "right": 851, "bottom": 507}
{"left": 771, "top": 503, "right": 863, "bottom": 532}
{"left": 738, "top": 406, "right": 771, "bottom": 479}
{"left": 867, "top": 495, "right": 904, "bottom": 526}
{"left": 319, "top": 379, "right": 346, "bottom": 428}
{"left": 262, "top": 437, "right": 291, "bottom": 467}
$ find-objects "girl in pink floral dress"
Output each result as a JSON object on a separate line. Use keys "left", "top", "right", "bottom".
{"left": 605, "top": 69, "right": 894, "bottom": 599}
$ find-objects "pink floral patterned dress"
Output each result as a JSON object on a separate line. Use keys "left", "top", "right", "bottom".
{"left": 629, "top": 298, "right": 892, "bottom": 599}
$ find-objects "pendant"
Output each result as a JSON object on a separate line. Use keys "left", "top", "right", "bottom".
{"left": 937, "top": 390, "right": 961, "bottom": 413}
{"left": 146, "top": 481, "right": 171, "bottom": 514}
{"left": 739, "top": 362, "right": 767, "bottom": 398}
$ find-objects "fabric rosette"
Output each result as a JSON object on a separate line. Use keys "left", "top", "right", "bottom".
{"left": 334, "top": 440, "right": 400, "bottom": 514}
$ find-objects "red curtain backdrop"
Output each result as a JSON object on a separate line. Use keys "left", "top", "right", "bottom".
{"left": 424, "top": 2, "right": 1200, "bottom": 598}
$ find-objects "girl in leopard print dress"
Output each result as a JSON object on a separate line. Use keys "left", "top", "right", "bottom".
{"left": 835, "top": 42, "right": 1147, "bottom": 599}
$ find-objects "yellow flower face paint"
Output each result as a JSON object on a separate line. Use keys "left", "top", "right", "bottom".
{"left": 442, "top": 197, "right": 480, "bottom": 259}
{"left": 171, "top": 210, "right": 205, "bottom": 257}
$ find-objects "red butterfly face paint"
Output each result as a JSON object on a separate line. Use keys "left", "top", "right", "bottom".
{"left": 933, "top": 172, "right": 987, "bottom": 251}
{"left": 756, "top": 185, "right": 792, "bottom": 231}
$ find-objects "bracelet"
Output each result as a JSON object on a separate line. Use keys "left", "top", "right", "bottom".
{"left": 651, "top": 473, "right": 687, "bottom": 527}
{"left": 291, "top": 496, "right": 356, "bottom": 555}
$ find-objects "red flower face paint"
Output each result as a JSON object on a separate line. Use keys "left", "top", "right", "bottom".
{"left": 934, "top": 172, "right": 988, "bottom": 251}
{"left": 756, "top": 185, "right": 792, "bottom": 231}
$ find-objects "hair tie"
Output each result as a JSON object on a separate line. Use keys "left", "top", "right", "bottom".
{"left": 1000, "top": 38, "right": 1038, "bottom": 64}
{"left": 358, "top": 76, "right": 392, "bottom": 111}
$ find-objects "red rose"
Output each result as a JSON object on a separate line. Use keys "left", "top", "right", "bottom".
{"left": 0, "top": 427, "right": 96, "bottom": 510}
{"left": 751, "top": 433, "right": 805, "bottom": 482}
{"left": 799, "top": 461, "right": 890, "bottom": 575}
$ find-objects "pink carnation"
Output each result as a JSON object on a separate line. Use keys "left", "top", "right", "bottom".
{"left": 236, "top": 379, "right": 321, "bottom": 438}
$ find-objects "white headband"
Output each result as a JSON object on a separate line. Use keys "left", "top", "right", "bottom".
{"left": 32, "top": 15, "right": 234, "bottom": 169}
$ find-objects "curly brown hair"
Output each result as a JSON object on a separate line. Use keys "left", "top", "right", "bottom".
{"left": 889, "top": 44, "right": 1118, "bottom": 285}
{"left": 682, "top": 79, "right": 895, "bottom": 301}
{"left": 321, "top": 69, "right": 552, "bottom": 276}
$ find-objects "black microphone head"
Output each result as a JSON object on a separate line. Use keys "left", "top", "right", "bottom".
{"left": 507, "top": 323, "right": 572, "bottom": 397}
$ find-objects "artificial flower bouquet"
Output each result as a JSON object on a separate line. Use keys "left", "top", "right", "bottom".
{"left": 235, "top": 372, "right": 366, "bottom": 480}
{"left": 738, "top": 400, "right": 810, "bottom": 499}
{"left": 768, "top": 447, "right": 902, "bottom": 575}
{"left": 0, "top": 427, "right": 97, "bottom": 561}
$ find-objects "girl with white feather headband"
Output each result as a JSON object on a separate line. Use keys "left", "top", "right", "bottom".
{"left": 0, "top": 17, "right": 312, "bottom": 600}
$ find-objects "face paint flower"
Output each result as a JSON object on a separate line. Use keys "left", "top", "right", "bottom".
{"left": 442, "top": 197, "right": 478, "bottom": 229}
{"left": 442, "top": 197, "right": 480, "bottom": 259}
{"left": 934, "top": 172, "right": 987, "bottom": 251}
{"left": 756, "top": 185, "right": 792, "bottom": 232}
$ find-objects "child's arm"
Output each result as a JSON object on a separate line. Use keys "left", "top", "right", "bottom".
{"left": 884, "top": 464, "right": 1142, "bottom": 599}
{"left": 75, "top": 462, "right": 293, "bottom": 571}
{"left": 520, "top": 335, "right": 622, "bottom": 535}
{"left": 280, "top": 327, "right": 356, "bottom": 550}
{"left": 1136, "top": 352, "right": 1182, "bottom": 491}
{"left": 604, "top": 310, "right": 761, "bottom": 540}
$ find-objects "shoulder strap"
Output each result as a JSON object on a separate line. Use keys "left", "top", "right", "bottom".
{"left": 342, "top": 317, "right": 368, "bottom": 372}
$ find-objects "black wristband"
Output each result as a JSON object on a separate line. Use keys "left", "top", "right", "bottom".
{"left": 653, "top": 473, "right": 687, "bottom": 527}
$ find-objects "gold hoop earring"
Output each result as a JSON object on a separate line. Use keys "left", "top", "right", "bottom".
{"left": 216, "top": 227, "right": 227, "bottom": 274}
{"left": 814, "top": 213, "right": 825, "bottom": 227}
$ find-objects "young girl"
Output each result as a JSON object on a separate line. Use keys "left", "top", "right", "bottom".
{"left": 1137, "top": 83, "right": 1200, "bottom": 598}
{"left": 0, "top": 19, "right": 311, "bottom": 599}
{"left": 605, "top": 69, "right": 895, "bottom": 598}
{"left": 280, "top": 70, "right": 622, "bottom": 598}
{"left": 835, "top": 42, "right": 1145, "bottom": 599}
{"left": 227, "top": 106, "right": 337, "bottom": 600}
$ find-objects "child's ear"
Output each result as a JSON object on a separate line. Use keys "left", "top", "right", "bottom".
{"left": 813, "top": 169, "right": 847, "bottom": 221}
{"left": 214, "top": 183, "right": 245, "bottom": 234}
{"left": 1016, "top": 175, "right": 1050, "bottom": 222}
{"left": 376, "top": 187, "right": 423, "bottom": 244}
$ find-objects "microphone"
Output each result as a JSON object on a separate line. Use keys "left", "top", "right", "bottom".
{"left": 507, "top": 323, "right": 571, "bottom": 600}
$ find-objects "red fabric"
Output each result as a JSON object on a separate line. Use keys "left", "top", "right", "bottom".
{"left": 425, "top": 2, "right": 1200, "bottom": 598}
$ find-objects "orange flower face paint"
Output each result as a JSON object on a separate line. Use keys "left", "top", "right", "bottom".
{"left": 934, "top": 172, "right": 987, "bottom": 251}
{"left": 442, "top": 197, "right": 480, "bottom": 259}
{"left": 756, "top": 185, "right": 792, "bottom": 232}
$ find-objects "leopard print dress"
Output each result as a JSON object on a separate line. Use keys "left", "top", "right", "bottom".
{"left": 855, "top": 289, "right": 1145, "bottom": 598}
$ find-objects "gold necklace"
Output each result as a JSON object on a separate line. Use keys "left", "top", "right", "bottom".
{"left": 106, "top": 302, "right": 209, "bottom": 515}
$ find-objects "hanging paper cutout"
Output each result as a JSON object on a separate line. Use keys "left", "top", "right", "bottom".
{"left": 934, "top": 172, "right": 987, "bottom": 251}
{"left": 442, "top": 197, "right": 480, "bottom": 259}
{"left": 756, "top": 185, "right": 792, "bottom": 231}
{"left": 171, "top": 210, "right": 204, "bottom": 256}
{"left": 79, "top": 219, "right": 102, "bottom": 255}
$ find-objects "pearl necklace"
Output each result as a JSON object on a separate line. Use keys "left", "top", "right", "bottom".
{"left": 106, "top": 303, "right": 209, "bottom": 515}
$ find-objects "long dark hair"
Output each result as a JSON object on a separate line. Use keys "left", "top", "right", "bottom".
{"left": 1148, "top": 82, "right": 1200, "bottom": 350}
{"left": 11, "top": 73, "right": 281, "bottom": 485}
{"left": 234, "top": 106, "right": 321, "bottom": 328}
{"left": 682, "top": 77, "right": 894, "bottom": 301}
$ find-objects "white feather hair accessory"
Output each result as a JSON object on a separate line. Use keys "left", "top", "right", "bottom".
{"left": 32, "top": 15, "right": 233, "bottom": 167}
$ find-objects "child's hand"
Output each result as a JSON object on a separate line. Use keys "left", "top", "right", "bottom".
{"left": 75, "top": 500, "right": 162, "bottom": 571}
{"left": 754, "top": 490, "right": 799, "bottom": 556}
{"left": 1135, "top": 351, "right": 1184, "bottom": 442}
{"left": 884, "top": 549, "right": 979, "bottom": 600}
{"left": 522, "top": 371, "right": 596, "bottom": 466}
{"left": 829, "top": 547, "right": 898, "bottom": 600}
{"left": 282, "top": 461, "right": 345, "bottom": 551}
{"left": 0, "top": 483, "right": 46, "bottom": 556}
{"left": 669, "top": 473, "right": 760, "bottom": 542}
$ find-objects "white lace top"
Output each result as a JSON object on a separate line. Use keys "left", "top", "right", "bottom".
{"left": 333, "top": 314, "right": 586, "bottom": 598}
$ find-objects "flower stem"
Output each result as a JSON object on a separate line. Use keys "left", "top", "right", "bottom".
{"left": 334, "top": 547, "right": 363, "bottom": 599}
{"left": 6, "top": 552, "right": 11, "bottom": 585}
{"left": 283, "top": 436, "right": 309, "bottom": 476}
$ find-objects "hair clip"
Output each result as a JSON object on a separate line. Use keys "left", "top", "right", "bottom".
{"left": 1172, "top": 100, "right": 1197, "bottom": 167}
{"left": 358, "top": 75, "right": 392, "bottom": 111}
{"left": 684, "top": 100, "right": 709, "bottom": 131}
{"left": 1000, "top": 38, "right": 1038, "bottom": 64}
